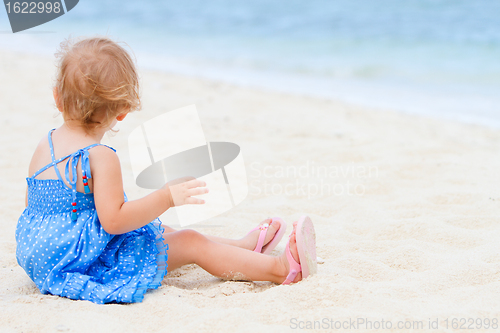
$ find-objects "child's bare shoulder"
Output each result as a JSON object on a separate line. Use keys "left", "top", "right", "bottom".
{"left": 88, "top": 145, "right": 122, "bottom": 176}
{"left": 28, "top": 135, "right": 51, "bottom": 177}
{"left": 89, "top": 144, "right": 119, "bottom": 162}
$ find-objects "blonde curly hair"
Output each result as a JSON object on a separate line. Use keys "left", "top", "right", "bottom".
{"left": 54, "top": 36, "right": 141, "bottom": 132}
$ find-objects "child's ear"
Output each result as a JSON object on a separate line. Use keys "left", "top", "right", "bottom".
{"left": 116, "top": 113, "right": 127, "bottom": 121}
{"left": 53, "top": 87, "right": 63, "bottom": 112}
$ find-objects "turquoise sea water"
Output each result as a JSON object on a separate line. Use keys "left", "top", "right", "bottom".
{"left": 1, "top": 0, "right": 500, "bottom": 126}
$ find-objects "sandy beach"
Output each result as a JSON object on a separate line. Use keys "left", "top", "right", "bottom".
{"left": 1, "top": 49, "right": 500, "bottom": 332}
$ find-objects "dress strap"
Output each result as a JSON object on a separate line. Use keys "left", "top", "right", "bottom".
{"left": 48, "top": 128, "right": 56, "bottom": 161}
{"left": 48, "top": 128, "right": 65, "bottom": 182}
{"left": 31, "top": 129, "right": 116, "bottom": 181}
{"left": 46, "top": 128, "right": 117, "bottom": 221}
{"left": 65, "top": 144, "right": 116, "bottom": 221}
{"left": 31, "top": 154, "right": 76, "bottom": 179}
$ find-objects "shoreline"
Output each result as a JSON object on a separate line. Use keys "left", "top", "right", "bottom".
{"left": 1, "top": 49, "right": 500, "bottom": 332}
{"left": 2, "top": 45, "right": 499, "bottom": 130}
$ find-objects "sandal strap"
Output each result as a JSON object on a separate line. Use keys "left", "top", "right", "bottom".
{"left": 253, "top": 223, "right": 269, "bottom": 252}
{"left": 282, "top": 240, "right": 301, "bottom": 285}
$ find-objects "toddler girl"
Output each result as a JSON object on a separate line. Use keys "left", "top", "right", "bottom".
{"left": 16, "top": 36, "right": 317, "bottom": 304}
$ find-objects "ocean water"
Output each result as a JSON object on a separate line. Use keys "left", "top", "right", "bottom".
{"left": 1, "top": 0, "right": 500, "bottom": 127}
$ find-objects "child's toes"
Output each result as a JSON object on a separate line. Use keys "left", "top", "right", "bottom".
{"left": 291, "top": 221, "right": 298, "bottom": 236}
{"left": 289, "top": 233, "right": 300, "bottom": 264}
{"left": 247, "top": 218, "right": 280, "bottom": 251}
{"left": 266, "top": 219, "right": 280, "bottom": 243}
{"left": 258, "top": 218, "right": 280, "bottom": 246}
{"left": 287, "top": 233, "right": 302, "bottom": 282}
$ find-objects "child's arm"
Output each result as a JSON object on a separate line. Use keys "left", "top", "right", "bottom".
{"left": 90, "top": 146, "right": 207, "bottom": 235}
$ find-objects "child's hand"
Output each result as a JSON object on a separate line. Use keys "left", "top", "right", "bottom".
{"left": 163, "top": 177, "right": 208, "bottom": 207}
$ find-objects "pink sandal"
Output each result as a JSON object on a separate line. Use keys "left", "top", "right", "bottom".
{"left": 282, "top": 215, "right": 317, "bottom": 285}
{"left": 247, "top": 217, "right": 287, "bottom": 254}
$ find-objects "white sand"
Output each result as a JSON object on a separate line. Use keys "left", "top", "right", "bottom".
{"left": 1, "top": 49, "right": 500, "bottom": 332}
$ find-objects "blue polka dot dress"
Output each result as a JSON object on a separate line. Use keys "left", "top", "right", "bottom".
{"left": 15, "top": 129, "right": 168, "bottom": 304}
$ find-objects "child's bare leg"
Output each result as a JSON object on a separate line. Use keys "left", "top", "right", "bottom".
{"left": 163, "top": 227, "right": 301, "bottom": 283}
{"left": 162, "top": 218, "right": 282, "bottom": 250}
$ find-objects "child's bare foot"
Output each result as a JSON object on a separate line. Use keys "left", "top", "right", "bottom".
{"left": 241, "top": 218, "right": 282, "bottom": 251}
{"left": 277, "top": 222, "right": 302, "bottom": 283}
